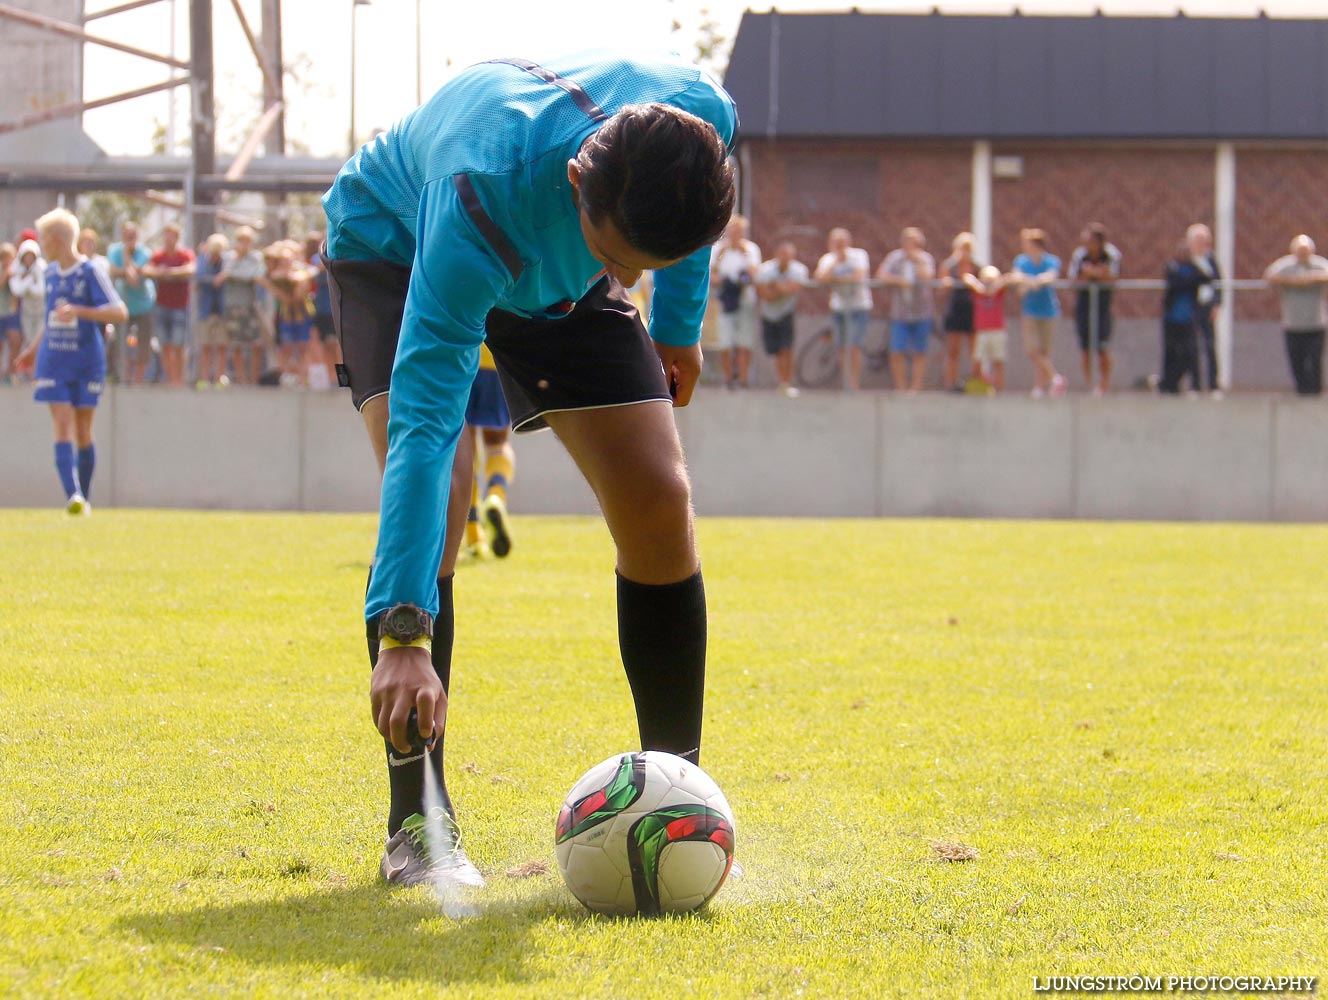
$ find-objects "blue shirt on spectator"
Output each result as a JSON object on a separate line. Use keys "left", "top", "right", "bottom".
{"left": 106, "top": 242, "right": 157, "bottom": 317}
{"left": 1014, "top": 252, "right": 1061, "bottom": 318}
{"left": 196, "top": 254, "right": 225, "bottom": 318}
{"left": 1164, "top": 259, "right": 1204, "bottom": 324}
{"left": 195, "top": 253, "right": 224, "bottom": 316}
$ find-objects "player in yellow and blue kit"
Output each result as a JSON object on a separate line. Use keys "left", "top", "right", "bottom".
{"left": 14, "top": 209, "right": 127, "bottom": 514}
{"left": 461, "top": 343, "right": 516, "bottom": 560}
{"left": 322, "top": 50, "right": 737, "bottom": 888}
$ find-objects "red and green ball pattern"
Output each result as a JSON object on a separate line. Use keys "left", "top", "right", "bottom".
{"left": 556, "top": 754, "right": 647, "bottom": 843}
{"left": 627, "top": 805, "right": 735, "bottom": 916}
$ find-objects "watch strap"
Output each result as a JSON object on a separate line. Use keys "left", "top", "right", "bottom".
{"left": 380, "top": 635, "right": 432, "bottom": 652}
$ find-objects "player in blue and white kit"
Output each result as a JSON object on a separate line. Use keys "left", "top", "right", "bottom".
{"left": 14, "top": 209, "right": 127, "bottom": 514}
{"left": 322, "top": 50, "right": 737, "bottom": 888}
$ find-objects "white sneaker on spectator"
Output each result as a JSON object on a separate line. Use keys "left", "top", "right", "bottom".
{"left": 1030, "top": 386, "right": 1045, "bottom": 399}
{"left": 780, "top": 384, "right": 800, "bottom": 398}
{"left": 1210, "top": 389, "right": 1224, "bottom": 400}
{"left": 1050, "top": 374, "right": 1067, "bottom": 398}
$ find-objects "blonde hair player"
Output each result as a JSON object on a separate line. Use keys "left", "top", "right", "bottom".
{"left": 12, "top": 209, "right": 127, "bottom": 514}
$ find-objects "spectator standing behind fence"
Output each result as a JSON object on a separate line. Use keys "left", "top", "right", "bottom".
{"left": 1186, "top": 223, "right": 1222, "bottom": 397}
{"left": 304, "top": 234, "right": 339, "bottom": 390}
{"left": 1263, "top": 235, "right": 1328, "bottom": 396}
{"left": 968, "top": 265, "right": 1011, "bottom": 393}
{"left": 710, "top": 215, "right": 761, "bottom": 389}
{"left": 755, "top": 240, "right": 807, "bottom": 398}
{"left": 814, "top": 227, "right": 872, "bottom": 391}
{"left": 878, "top": 227, "right": 936, "bottom": 393}
{"left": 267, "top": 242, "right": 315, "bottom": 386}
{"left": 11, "top": 238, "right": 46, "bottom": 358}
{"left": 938, "top": 232, "right": 979, "bottom": 391}
{"left": 144, "top": 223, "right": 195, "bottom": 388}
{"left": 78, "top": 229, "right": 109, "bottom": 279}
{"left": 1013, "top": 228, "right": 1066, "bottom": 398}
{"left": 1067, "top": 223, "right": 1121, "bottom": 396}
{"left": 0, "top": 243, "right": 19, "bottom": 379}
{"left": 107, "top": 222, "right": 157, "bottom": 385}
{"left": 195, "top": 234, "right": 229, "bottom": 386}
{"left": 218, "top": 227, "right": 265, "bottom": 385}
{"left": 1160, "top": 241, "right": 1205, "bottom": 394}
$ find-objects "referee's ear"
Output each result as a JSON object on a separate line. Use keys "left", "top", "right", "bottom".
{"left": 567, "top": 160, "right": 583, "bottom": 207}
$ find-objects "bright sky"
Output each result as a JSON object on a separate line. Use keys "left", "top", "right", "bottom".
{"left": 79, "top": 0, "right": 1328, "bottom": 159}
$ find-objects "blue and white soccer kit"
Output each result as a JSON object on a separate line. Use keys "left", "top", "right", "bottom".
{"left": 33, "top": 259, "right": 121, "bottom": 408}
{"left": 322, "top": 51, "right": 738, "bottom": 621}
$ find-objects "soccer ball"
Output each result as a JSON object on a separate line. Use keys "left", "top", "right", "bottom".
{"left": 555, "top": 751, "right": 736, "bottom": 916}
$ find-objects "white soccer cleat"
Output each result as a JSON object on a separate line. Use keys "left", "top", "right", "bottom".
{"left": 66, "top": 494, "right": 87, "bottom": 516}
{"left": 381, "top": 809, "right": 486, "bottom": 889}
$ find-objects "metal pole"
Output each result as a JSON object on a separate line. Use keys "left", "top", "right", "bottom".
{"left": 190, "top": 0, "right": 217, "bottom": 241}
{"left": 0, "top": 77, "right": 188, "bottom": 136}
{"left": 1088, "top": 282, "right": 1099, "bottom": 390}
{"left": 348, "top": 0, "right": 357, "bottom": 156}
{"left": 84, "top": 0, "right": 169, "bottom": 20}
{"left": 0, "top": 2, "right": 189, "bottom": 68}
{"left": 184, "top": 166, "right": 198, "bottom": 385}
{"left": 167, "top": 0, "right": 177, "bottom": 151}
{"left": 261, "top": 0, "right": 286, "bottom": 155}
{"left": 1215, "top": 142, "right": 1237, "bottom": 391}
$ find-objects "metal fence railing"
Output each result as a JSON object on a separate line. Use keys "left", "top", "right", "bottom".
{"left": 715, "top": 278, "right": 1290, "bottom": 393}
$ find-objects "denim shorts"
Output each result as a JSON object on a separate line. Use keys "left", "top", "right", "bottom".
{"left": 890, "top": 319, "right": 932, "bottom": 355}
{"left": 831, "top": 309, "right": 871, "bottom": 348}
{"left": 156, "top": 307, "right": 189, "bottom": 346}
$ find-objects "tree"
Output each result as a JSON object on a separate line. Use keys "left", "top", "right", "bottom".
{"left": 669, "top": 2, "right": 733, "bottom": 79}
{"left": 694, "top": 7, "right": 730, "bottom": 78}
{"left": 76, "top": 192, "right": 149, "bottom": 247}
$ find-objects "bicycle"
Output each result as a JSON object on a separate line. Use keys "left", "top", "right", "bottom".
{"left": 794, "top": 319, "right": 891, "bottom": 389}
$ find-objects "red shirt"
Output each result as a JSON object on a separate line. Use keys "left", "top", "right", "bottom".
{"left": 151, "top": 247, "right": 196, "bottom": 309}
{"left": 974, "top": 288, "right": 1006, "bottom": 333}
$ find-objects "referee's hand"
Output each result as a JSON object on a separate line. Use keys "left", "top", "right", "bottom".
{"left": 655, "top": 341, "right": 703, "bottom": 407}
{"left": 370, "top": 646, "right": 444, "bottom": 755}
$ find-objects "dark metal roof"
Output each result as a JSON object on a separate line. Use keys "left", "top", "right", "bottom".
{"left": 724, "top": 10, "right": 1328, "bottom": 140}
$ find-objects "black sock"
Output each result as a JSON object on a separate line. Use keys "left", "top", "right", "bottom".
{"left": 617, "top": 570, "right": 707, "bottom": 765}
{"left": 367, "top": 574, "right": 455, "bottom": 836}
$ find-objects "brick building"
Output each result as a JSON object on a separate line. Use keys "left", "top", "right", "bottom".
{"left": 723, "top": 10, "right": 1328, "bottom": 390}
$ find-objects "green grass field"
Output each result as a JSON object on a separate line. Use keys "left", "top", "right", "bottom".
{"left": 2, "top": 510, "right": 1325, "bottom": 999}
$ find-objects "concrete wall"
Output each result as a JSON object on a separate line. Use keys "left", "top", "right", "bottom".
{"left": 1, "top": 385, "right": 1324, "bottom": 522}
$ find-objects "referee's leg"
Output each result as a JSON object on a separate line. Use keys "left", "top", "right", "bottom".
{"left": 546, "top": 399, "right": 707, "bottom": 763}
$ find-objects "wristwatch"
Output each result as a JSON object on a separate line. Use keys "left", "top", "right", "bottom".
{"left": 378, "top": 603, "right": 433, "bottom": 644}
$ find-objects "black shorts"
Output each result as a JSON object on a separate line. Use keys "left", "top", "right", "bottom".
{"left": 325, "top": 255, "right": 671, "bottom": 431}
{"left": 312, "top": 312, "right": 337, "bottom": 342}
{"left": 943, "top": 298, "right": 975, "bottom": 335}
{"left": 1074, "top": 297, "right": 1114, "bottom": 350}
{"left": 761, "top": 314, "right": 794, "bottom": 355}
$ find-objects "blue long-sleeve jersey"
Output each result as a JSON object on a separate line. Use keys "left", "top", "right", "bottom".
{"left": 321, "top": 51, "right": 738, "bottom": 621}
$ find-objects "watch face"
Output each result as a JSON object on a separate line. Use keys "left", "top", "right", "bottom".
{"left": 383, "top": 605, "right": 429, "bottom": 641}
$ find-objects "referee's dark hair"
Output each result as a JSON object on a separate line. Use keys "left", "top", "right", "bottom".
{"left": 576, "top": 103, "right": 735, "bottom": 261}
